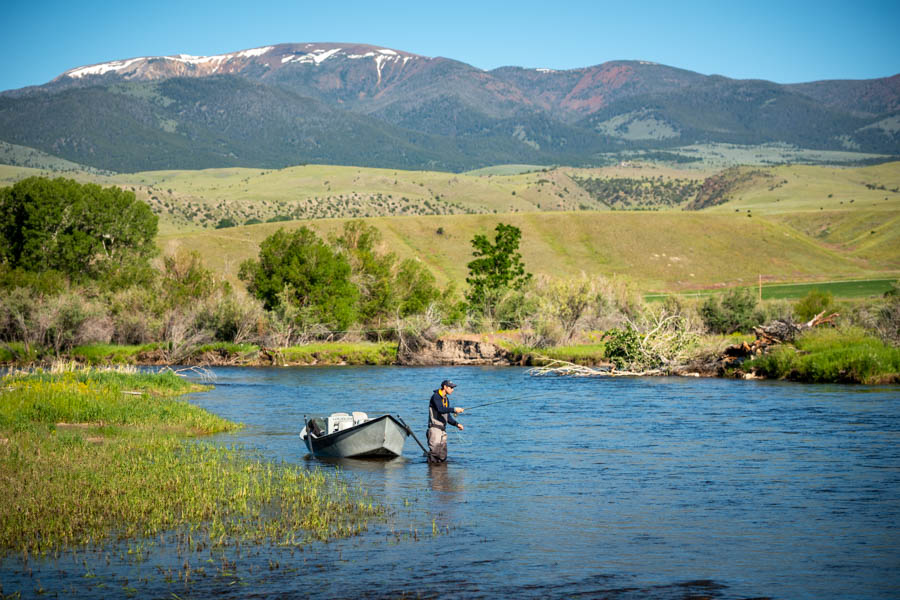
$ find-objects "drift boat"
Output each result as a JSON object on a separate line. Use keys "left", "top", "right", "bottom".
{"left": 300, "top": 412, "right": 413, "bottom": 458}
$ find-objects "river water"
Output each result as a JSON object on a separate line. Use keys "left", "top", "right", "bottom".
{"left": 4, "top": 366, "right": 900, "bottom": 599}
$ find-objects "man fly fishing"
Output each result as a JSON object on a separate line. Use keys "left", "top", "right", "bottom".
{"left": 427, "top": 379, "right": 464, "bottom": 464}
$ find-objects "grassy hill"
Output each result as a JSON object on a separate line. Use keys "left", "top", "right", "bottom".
{"left": 0, "top": 161, "right": 705, "bottom": 234}
{"left": 0, "top": 141, "right": 111, "bottom": 174}
{"left": 698, "top": 162, "right": 900, "bottom": 265}
{"left": 1, "top": 159, "right": 897, "bottom": 293}
{"left": 159, "top": 210, "right": 896, "bottom": 293}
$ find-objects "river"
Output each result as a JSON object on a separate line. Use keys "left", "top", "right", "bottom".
{"left": 4, "top": 366, "right": 900, "bottom": 599}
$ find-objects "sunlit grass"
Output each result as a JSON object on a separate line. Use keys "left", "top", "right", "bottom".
{"left": 0, "top": 366, "right": 224, "bottom": 434}
{"left": 280, "top": 341, "right": 398, "bottom": 365}
{"left": 69, "top": 343, "right": 160, "bottom": 365}
{"left": 747, "top": 327, "right": 900, "bottom": 384}
{"left": 0, "top": 367, "right": 385, "bottom": 561}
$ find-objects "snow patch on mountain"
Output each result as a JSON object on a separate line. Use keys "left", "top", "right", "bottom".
{"left": 64, "top": 46, "right": 275, "bottom": 78}
{"left": 282, "top": 47, "right": 343, "bottom": 65}
{"left": 67, "top": 58, "right": 145, "bottom": 78}
{"left": 60, "top": 44, "right": 419, "bottom": 81}
{"left": 236, "top": 46, "right": 274, "bottom": 58}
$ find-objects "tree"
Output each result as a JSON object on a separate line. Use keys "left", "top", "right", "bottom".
{"left": 331, "top": 220, "right": 396, "bottom": 324}
{"left": 465, "top": 223, "right": 532, "bottom": 314}
{"left": 239, "top": 227, "right": 358, "bottom": 331}
{"left": 395, "top": 258, "right": 441, "bottom": 317}
{"left": 0, "top": 177, "right": 157, "bottom": 280}
{"left": 332, "top": 220, "right": 442, "bottom": 323}
{"left": 161, "top": 249, "right": 217, "bottom": 308}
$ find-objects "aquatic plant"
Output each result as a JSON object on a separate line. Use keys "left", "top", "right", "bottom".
{"left": 0, "top": 368, "right": 384, "bottom": 560}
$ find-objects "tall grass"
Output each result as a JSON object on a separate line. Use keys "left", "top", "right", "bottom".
{"left": 748, "top": 327, "right": 900, "bottom": 384}
{"left": 0, "top": 368, "right": 384, "bottom": 561}
{"left": 69, "top": 343, "right": 160, "bottom": 365}
{"left": 0, "top": 366, "right": 225, "bottom": 433}
{"left": 0, "top": 433, "right": 382, "bottom": 557}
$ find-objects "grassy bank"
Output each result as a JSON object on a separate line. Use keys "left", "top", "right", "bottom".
{"left": 0, "top": 367, "right": 383, "bottom": 560}
{"left": 746, "top": 327, "right": 900, "bottom": 384}
{"left": 279, "top": 341, "right": 397, "bottom": 365}
{"left": 5, "top": 341, "right": 401, "bottom": 367}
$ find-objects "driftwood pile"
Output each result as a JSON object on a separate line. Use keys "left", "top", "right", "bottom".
{"left": 529, "top": 310, "right": 840, "bottom": 378}
{"left": 720, "top": 310, "right": 839, "bottom": 370}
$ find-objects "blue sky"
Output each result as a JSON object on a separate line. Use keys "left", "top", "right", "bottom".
{"left": 2, "top": 0, "right": 898, "bottom": 92}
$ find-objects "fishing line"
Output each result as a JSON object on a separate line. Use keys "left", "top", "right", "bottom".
{"left": 461, "top": 396, "right": 529, "bottom": 412}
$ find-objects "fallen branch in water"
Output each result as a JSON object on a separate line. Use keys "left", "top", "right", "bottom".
{"left": 163, "top": 365, "right": 216, "bottom": 382}
{"left": 527, "top": 358, "right": 662, "bottom": 377}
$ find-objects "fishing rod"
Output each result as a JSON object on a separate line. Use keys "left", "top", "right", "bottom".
{"left": 460, "top": 396, "right": 528, "bottom": 412}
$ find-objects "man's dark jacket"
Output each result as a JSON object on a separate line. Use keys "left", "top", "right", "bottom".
{"left": 428, "top": 389, "right": 458, "bottom": 430}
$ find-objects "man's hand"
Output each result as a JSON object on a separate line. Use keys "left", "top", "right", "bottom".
{"left": 454, "top": 407, "right": 464, "bottom": 414}
{"left": 457, "top": 423, "right": 464, "bottom": 431}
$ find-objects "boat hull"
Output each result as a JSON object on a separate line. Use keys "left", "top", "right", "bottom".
{"left": 302, "top": 414, "right": 408, "bottom": 458}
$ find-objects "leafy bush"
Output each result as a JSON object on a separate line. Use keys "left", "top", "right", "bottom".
{"left": 206, "top": 293, "right": 265, "bottom": 343}
{"left": 538, "top": 275, "right": 601, "bottom": 342}
{"left": 700, "top": 288, "right": 764, "bottom": 334}
{"left": 604, "top": 310, "right": 698, "bottom": 371}
{"left": 395, "top": 258, "right": 442, "bottom": 318}
{"left": 794, "top": 289, "right": 835, "bottom": 322}
{"left": 160, "top": 249, "right": 217, "bottom": 308}
{"left": 330, "top": 221, "right": 442, "bottom": 325}
{"left": 604, "top": 326, "right": 644, "bottom": 369}
{"left": 0, "top": 267, "right": 68, "bottom": 296}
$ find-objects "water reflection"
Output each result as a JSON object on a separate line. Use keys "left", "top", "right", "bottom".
{"left": 427, "top": 463, "right": 464, "bottom": 494}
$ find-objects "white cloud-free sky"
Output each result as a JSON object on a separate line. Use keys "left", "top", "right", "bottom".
{"left": 1, "top": 0, "right": 898, "bottom": 92}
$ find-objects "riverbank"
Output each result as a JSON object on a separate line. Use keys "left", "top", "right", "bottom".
{"left": 0, "top": 366, "right": 384, "bottom": 562}
{"left": 2, "top": 328, "right": 898, "bottom": 384}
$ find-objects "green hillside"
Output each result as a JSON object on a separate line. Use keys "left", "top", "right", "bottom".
{"left": 0, "top": 162, "right": 641, "bottom": 234}
{"left": 699, "top": 162, "right": 900, "bottom": 265}
{"left": 159, "top": 211, "right": 896, "bottom": 293}
{"left": 2, "top": 159, "right": 898, "bottom": 293}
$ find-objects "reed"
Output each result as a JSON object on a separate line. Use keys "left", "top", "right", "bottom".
{"left": 0, "top": 368, "right": 384, "bottom": 561}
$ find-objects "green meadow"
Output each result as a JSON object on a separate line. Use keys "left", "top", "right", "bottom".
{"left": 645, "top": 278, "right": 897, "bottom": 301}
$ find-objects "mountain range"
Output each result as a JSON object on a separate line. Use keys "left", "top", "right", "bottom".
{"left": 1, "top": 42, "right": 898, "bottom": 173}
